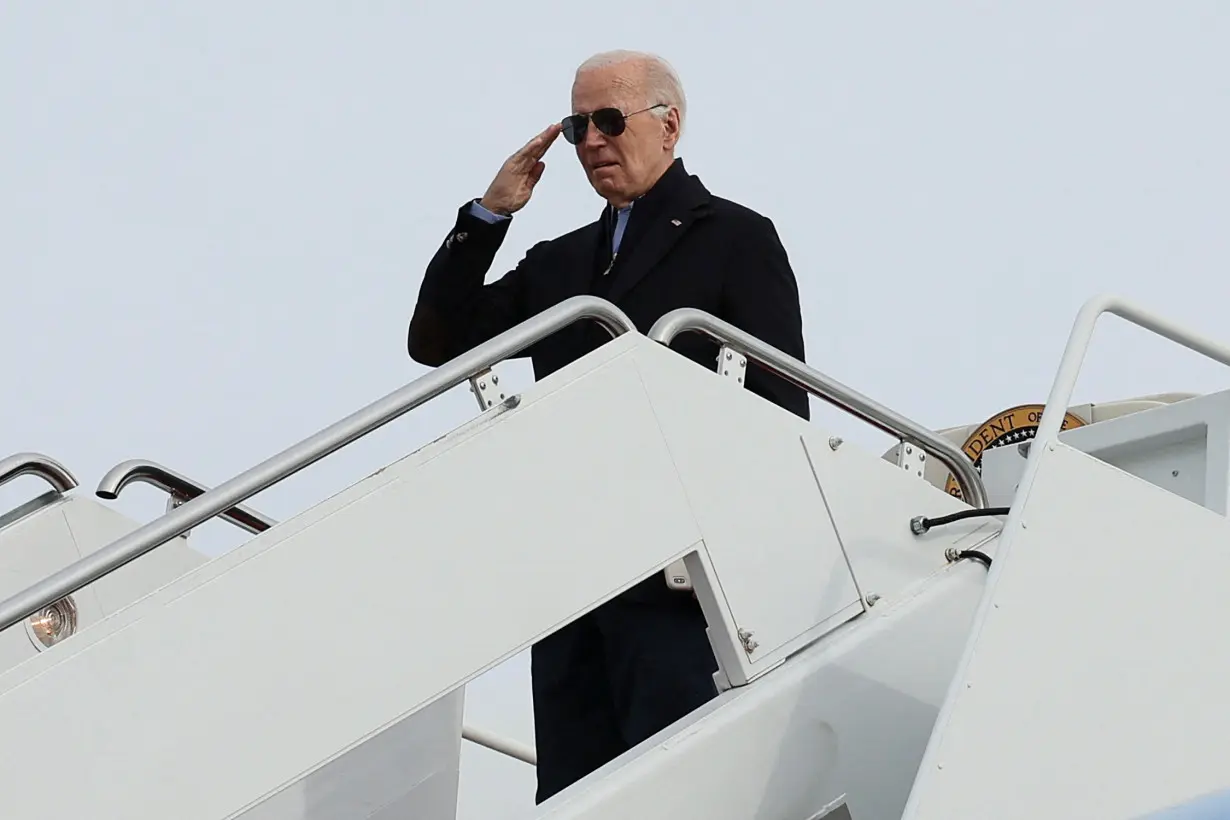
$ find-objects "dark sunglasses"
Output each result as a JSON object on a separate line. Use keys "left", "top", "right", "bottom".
{"left": 561, "top": 103, "right": 668, "bottom": 145}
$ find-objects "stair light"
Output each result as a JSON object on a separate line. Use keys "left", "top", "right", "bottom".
{"left": 26, "top": 596, "right": 78, "bottom": 650}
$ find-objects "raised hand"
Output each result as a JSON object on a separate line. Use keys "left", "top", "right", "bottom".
{"left": 479, "top": 123, "right": 562, "bottom": 216}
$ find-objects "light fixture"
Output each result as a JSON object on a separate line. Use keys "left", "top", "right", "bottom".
{"left": 26, "top": 596, "right": 78, "bottom": 650}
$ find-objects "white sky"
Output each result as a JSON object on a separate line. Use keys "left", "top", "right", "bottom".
{"left": 2, "top": 3, "right": 1228, "bottom": 817}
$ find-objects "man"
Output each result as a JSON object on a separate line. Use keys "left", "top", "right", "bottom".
{"left": 407, "top": 50, "right": 810, "bottom": 803}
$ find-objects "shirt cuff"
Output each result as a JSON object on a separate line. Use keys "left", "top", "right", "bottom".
{"left": 468, "top": 199, "right": 511, "bottom": 223}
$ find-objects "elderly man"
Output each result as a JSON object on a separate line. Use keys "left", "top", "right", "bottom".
{"left": 408, "top": 50, "right": 810, "bottom": 803}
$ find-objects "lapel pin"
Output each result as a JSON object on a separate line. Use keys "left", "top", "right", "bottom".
{"left": 670, "top": 218, "right": 682, "bottom": 226}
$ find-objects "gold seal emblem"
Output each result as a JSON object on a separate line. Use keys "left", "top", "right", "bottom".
{"left": 944, "top": 403, "right": 1087, "bottom": 499}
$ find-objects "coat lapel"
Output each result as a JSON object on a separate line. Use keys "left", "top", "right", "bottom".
{"left": 603, "top": 160, "right": 711, "bottom": 305}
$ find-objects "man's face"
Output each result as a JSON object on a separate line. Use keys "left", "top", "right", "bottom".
{"left": 569, "top": 62, "right": 679, "bottom": 208}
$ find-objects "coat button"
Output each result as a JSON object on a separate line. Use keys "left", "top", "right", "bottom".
{"left": 455, "top": 231, "right": 468, "bottom": 243}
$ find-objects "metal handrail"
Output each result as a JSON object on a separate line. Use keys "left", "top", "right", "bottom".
{"left": 96, "top": 459, "right": 536, "bottom": 765}
{"left": 0, "top": 296, "right": 636, "bottom": 632}
{"left": 462, "top": 725, "right": 537, "bottom": 765}
{"left": 648, "top": 308, "right": 990, "bottom": 509}
{"left": 0, "top": 452, "right": 79, "bottom": 495}
{"left": 96, "top": 459, "right": 276, "bottom": 535}
{"left": 1029, "top": 294, "right": 1230, "bottom": 466}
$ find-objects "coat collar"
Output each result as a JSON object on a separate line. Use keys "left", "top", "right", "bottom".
{"left": 605, "top": 158, "right": 710, "bottom": 303}
{"left": 576, "top": 158, "right": 712, "bottom": 304}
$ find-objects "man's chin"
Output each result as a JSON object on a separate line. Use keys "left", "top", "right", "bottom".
{"left": 588, "top": 177, "right": 626, "bottom": 203}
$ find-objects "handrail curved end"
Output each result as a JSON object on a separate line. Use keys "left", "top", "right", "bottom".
{"left": 568, "top": 295, "right": 637, "bottom": 338}
{"left": 95, "top": 459, "right": 151, "bottom": 500}
{"left": 646, "top": 308, "right": 696, "bottom": 346}
{"left": 0, "top": 452, "right": 79, "bottom": 495}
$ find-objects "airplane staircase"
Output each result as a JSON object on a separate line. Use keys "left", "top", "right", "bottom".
{"left": 0, "top": 451, "right": 208, "bottom": 668}
{"left": 1, "top": 294, "right": 1229, "bottom": 819}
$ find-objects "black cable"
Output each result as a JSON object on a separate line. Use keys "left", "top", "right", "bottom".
{"left": 910, "top": 506, "right": 1010, "bottom": 535}
{"left": 952, "top": 549, "right": 993, "bottom": 569}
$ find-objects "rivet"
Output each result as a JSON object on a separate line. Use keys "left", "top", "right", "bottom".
{"left": 829, "top": 436, "right": 843, "bottom": 451}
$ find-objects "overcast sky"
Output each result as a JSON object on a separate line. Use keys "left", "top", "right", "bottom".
{"left": 3, "top": 3, "right": 1228, "bottom": 817}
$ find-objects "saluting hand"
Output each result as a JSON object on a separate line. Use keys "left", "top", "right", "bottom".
{"left": 479, "top": 123, "right": 562, "bottom": 216}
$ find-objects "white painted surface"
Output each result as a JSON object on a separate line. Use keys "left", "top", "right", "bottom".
{"left": 630, "top": 343, "right": 866, "bottom": 683}
{"left": 1060, "top": 389, "right": 1230, "bottom": 515}
{"left": 0, "top": 346, "right": 704, "bottom": 819}
{"left": 0, "top": 333, "right": 994, "bottom": 819}
{"left": 61, "top": 493, "right": 208, "bottom": 615}
{"left": 536, "top": 562, "right": 993, "bottom": 820}
{"left": 234, "top": 689, "right": 464, "bottom": 820}
{"left": 904, "top": 442, "right": 1230, "bottom": 819}
{"left": 0, "top": 494, "right": 205, "bottom": 673}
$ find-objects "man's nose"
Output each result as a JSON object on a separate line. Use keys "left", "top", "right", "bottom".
{"left": 583, "top": 122, "right": 608, "bottom": 151}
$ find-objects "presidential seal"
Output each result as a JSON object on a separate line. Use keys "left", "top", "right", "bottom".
{"left": 944, "top": 403, "right": 1087, "bottom": 499}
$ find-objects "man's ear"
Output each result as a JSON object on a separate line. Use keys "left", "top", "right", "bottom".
{"left": 662, "top": 107, "right": 681, "bottom": 150}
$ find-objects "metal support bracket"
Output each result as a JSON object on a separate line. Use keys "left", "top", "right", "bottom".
{"left": 895, "top": 441, "right": 928, "bottom": 479}
{"left": 717, "top": 344, "right": 747, "bottom": 385}
{"left": 468, "top": 368, "right": 507, "bottom": 411}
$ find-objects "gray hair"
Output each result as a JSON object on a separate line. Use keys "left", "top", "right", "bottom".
{"left": 575, "top": 50, "right": 687, "bottom": 137}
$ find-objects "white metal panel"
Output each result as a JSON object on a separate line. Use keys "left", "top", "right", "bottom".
{"left": 904, "top": 442, "right": 1230, "bottom": 820}
{"left": 629, "top": 343, "right": 863, "bottom": 680}
{"left": 0, "top": 497, "right": 87, "bottom": 596}
{"left": 973, "top": 396, "right": 1221, "bottom": 509}
{"left": 814, "top": 435, "right": 997, "bottom": 618}
{"left": 536, "top": 563, "right": 992, "bottom": 820}
{"left": 0, "top": 349, "right": 704, "bottom": 820}
{"left": 1059, "top": 388, "right": 1230, "bottom": 515}
{"left": 59, "top": 495, "right": 208, "bottom": 614}
{"left": 0, "top": 497, "right": 107, "bottom": 669}
{"left": 0, "top": 495, "right": 208, "bottom": 674}
{"left": 977, "top": 443, "right": 1030, "bottom": 507}
{"left": 234, "top": 689, "right": 463, "bottom": 820}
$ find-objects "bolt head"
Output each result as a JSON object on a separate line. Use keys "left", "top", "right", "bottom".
{"left": 828, "top": 436, "right": 843, "bottom": 451}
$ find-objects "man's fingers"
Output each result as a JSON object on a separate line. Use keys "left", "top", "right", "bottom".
{"left": 528, "top": 160, "right": 546, "bottom": 186}
{"left": 513, "top": 123, "right": 562, "bottom": 163}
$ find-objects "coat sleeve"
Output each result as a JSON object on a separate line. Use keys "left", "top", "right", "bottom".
{"left": 720, "top": 214, "right": 811, "bottom": 421}
{"left": 407, "top": 201, "right": 544, "bottom": 367}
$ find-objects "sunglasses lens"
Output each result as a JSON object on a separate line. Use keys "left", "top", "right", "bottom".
{"left": 591, "top": 108, "right": 626, "bottom": 137}
{"left": 562, "top": 115, "right": 587, "bottom": 145}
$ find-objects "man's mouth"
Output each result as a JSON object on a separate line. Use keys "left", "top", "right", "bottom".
{"left": 592, "top": 161, "right": 619, "bottom": 170}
